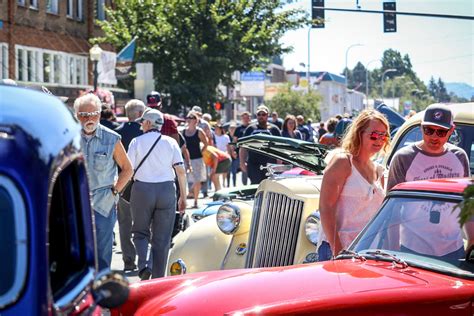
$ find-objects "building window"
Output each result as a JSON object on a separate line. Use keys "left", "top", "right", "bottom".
{"left": 67, "top": 0, "right": 73, "bottom": 17}
{"left": 76, "top": 0, "right": 83, "bottom": 20}
{"left": 15, "top": 45, "right": 87, "bottom": 86}
{"left": 96, "top": 0, "right": 105, "bottom": 21}
{"left": 0, "top": 43, "right": 8, "bottom": 80}
{"left": 46, "top": 0, "right": 59, "bottom": 14}
{"left": 29, "top": 0, "right": 38, "bottom": 9}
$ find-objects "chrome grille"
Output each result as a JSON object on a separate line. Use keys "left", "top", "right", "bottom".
{"left": 246, "top": 192, "right": 304, "bottom": 268}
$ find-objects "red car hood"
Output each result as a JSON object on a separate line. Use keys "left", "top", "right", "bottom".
{"left": 115, "top": 260, "right": 473, "bottom": 315}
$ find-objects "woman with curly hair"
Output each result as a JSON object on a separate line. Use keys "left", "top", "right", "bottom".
{"left": 281, "top": 115, "right": 302, "bottom": 140}
{"left": 318, "top": 109, "right": 390, "bottom": 260}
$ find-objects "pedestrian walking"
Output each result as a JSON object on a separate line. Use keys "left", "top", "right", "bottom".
{"left": 234, "top": 112, "right": 251, "bottom": 185}
{"left": 114, "top": 99, "right": 145, "bottom": 271}
{"left": 183, "top": 111, "right": 209, "bottom": 208}
{"left": 127, "top": 109, "right": 187, "bottom": 279}
{"left": 239, "top": 105, "right": 281, "bottom": 184}
{"left": 74, "top": 93, "right": 133, "bottom": 271}
{"left": 281, "top": 114, "right": 302, "bottom": 139}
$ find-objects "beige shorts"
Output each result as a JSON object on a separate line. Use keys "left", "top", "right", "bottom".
{"left": 189, "top": 158, "right": 206, "bottom": 183}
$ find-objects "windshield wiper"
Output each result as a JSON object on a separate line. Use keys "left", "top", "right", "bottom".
{"left": 336, "top": 250, "right": 367, "bottom": 262}
{"left": 365, "top": 250, "right": 408, "bottom": 269}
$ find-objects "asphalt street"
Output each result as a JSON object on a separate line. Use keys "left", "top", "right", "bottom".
{"left": 111, "top": 192, "right": 216, "bottom": 283}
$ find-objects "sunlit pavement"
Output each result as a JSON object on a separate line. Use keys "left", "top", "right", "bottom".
{"left": 111, "top": 194, "right": 215, "bottom": 283}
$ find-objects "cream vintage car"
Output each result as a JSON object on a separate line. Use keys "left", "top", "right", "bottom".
{"left": 168, "top": 102, "right": 474, "bottom": 276}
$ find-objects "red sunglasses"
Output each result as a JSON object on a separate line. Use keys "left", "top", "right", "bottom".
{"left": 367, "top": 131, "right": 388, "bottom": 141}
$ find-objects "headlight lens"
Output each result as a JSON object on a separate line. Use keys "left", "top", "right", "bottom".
{"left": 304, "top": 214, "right": 321, "bottom": 245}
{"left": 216, "top": 203, "right": 241, "bottom": 234}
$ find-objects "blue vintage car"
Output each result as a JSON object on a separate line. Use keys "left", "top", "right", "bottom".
{"left": 0, "top": 85, "right": 128, "bottom": 315}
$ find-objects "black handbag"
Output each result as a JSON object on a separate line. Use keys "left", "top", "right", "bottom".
{"left": 120, "top": 135, "right": 161, "bottom": 202}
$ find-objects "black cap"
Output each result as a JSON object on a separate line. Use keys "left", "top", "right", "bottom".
{"left": 422, "top": 104, "right": 453, "bottom": 129}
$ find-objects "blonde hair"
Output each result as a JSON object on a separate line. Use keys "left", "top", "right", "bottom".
{"left": 341, "top": 109, "right": 390, "bottom": 156}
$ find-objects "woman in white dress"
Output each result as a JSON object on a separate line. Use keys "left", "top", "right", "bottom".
{"left": 319, "top": 109, "right": 391, "bottom": 260}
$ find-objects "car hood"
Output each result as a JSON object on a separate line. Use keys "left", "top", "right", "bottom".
{"left": 115, "top": 260, "right": 465, "bottom": 315}
{"left": 375, "top": 103, "right": 406, "bottom": 135}
{"left": 236, "top": 134, "right": 327, "bottom": 174}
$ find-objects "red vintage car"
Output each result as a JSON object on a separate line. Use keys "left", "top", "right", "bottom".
{"left": 113, "top": 178, "right": 474, "bottom": 315}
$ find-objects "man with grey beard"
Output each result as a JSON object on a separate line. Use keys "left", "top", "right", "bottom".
{"left": 74, "top": 93, "right": 133, "bottom": 271}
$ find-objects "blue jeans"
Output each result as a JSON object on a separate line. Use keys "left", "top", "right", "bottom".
{"left": 94, "top": 209, "right": 117, "bottom": 271}
{"left": 230, "top": 158, "right": 240, "bottom": 187}
{"left": 317, "top": 241, "right": 333, "bottom": 261}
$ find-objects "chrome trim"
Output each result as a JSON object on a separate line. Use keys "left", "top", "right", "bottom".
{"left": 174, "top": 259, "right": 187, "bottom": 275}
{"left": 247, "top": 192, "right": 304, "bottom": 268}
{"left": 53, "top": 268, "right": 95, "bottom": 314}
{"left": 0, "top": 176, "right": 28, "bottom": 309}
{"left": 220, "top": 235, "right": 236, "bottom": 270}
{"left": 245, "top": 191, "right": 263, "bottom": 268}
{"left": 388, "top": 190, "right": 463, "bottom": 201}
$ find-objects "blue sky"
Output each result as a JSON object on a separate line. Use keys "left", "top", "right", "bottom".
{"left": 281, "top": 0, "right": 474, "bottom": 86}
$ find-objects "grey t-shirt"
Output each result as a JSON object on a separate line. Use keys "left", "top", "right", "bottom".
{"left": 387, "top": 142, "right": 470, "bottom": 191}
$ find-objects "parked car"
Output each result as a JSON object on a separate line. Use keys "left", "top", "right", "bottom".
{"left": 0, "top": 85, "right": 128, "bottom": 315}
{"left": 167, "top": 102, "right": 474, "bottom": 276}
{"left": 115, "top": 178, "right": 474, "bottom": 315}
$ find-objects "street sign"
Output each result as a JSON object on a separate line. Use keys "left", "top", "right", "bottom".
{"left": 240, "top": 72, "right": 265, "bottom": 97}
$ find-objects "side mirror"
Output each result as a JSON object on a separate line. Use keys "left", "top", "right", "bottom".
{"left": 92, "top": 270, "right": 130, "bottom": 309}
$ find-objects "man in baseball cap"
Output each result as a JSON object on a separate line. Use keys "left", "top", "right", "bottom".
{"left": 136, "top": 108, "right": 164, "bottom": 129}
{"left": 421, "top": 104, "right": 453, "bottom": 130}
{"left": 144, "top": 91, "right": 179, "bottom": 143}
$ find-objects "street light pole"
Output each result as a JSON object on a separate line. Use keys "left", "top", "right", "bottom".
{"left": 381, "top": 68, "right": 397, "bottom": 100}
{"left": 307, "top": 27, "right": 311, "bottom": 92}
{"left": 344, "top": 43, "right": 363, "bottom": 87}
{"left": 89, "top": 44, "right": 103, "bottom": 92}
{"left": 365, "top": 59, "right": 380, "bottom": 108}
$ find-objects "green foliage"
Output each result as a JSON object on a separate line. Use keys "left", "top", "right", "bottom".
{"left": 96, "top": 0, "right": 307, "bottom": 114}
{"left": 266, "top": 84, "right": 322, "bottom": 121}
{"left": 455, "top": 185, "right": 474, "bottom": 226}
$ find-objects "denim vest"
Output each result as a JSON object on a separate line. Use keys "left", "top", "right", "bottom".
{"left": 81, "top": 124, "right": 120, "bottom": 217}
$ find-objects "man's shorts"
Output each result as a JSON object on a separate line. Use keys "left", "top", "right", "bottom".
{"left": 216, "top": 158, "right": 231, "bottom": 174}
{"left": 189, "top": 158, "right": 206, "bottom": 183}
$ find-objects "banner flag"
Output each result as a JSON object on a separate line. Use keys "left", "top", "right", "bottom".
{"left": 115, "top": 37, "right": 137, "bottom": 79}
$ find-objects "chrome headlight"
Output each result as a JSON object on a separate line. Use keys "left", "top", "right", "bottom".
{"left": 216, "top": 203, "right": 241, "bottom": 234}
{"left": 304, "top": 214, "right": 321, "bottom": 245}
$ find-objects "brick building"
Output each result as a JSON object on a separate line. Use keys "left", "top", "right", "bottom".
{"left": 0, "top": 0, "right": 129, "bottom": 103}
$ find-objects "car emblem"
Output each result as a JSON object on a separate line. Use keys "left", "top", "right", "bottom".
{"left": 236, "top": 243, "right": 247, "bottom": 255}
{"left": 433, "top": 111, "right": 443, "bottom": 120}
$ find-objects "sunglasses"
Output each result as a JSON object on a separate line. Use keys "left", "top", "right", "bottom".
{"left": 186, "top": 116, "right": 196, "bottom": 120}
{"left": 367, "top": 131, "right": 389, "bottom": 141}
{"left": 423, "top": 126, "right": 449, "bottom": 137}
{"left": 77, "top": 110, "right": 100, "bottom": 118}
{"left": 257, "top": 112, "right": 268, "bottom": 117}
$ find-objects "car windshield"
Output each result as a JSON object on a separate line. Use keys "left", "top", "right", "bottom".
{"left": 349, "top": 193, "right": 474, "bottom": 279}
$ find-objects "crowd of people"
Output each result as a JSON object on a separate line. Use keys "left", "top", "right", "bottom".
{"left": 70, "top": 86, "right": 471, "bottom": 281}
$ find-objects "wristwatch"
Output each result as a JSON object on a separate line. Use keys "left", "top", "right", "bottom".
{"left": 111, "top": 187, "right": 119, "bottom": 196}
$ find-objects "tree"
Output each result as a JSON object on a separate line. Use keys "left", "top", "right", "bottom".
{"left": 266, "top": 84, "right": 322, "bottom": 121}
{"left": 437, "top": 78, "right": 451, "bottom": 102}
{"left": 97, "top": 0, "right": 306, "bottom": 114}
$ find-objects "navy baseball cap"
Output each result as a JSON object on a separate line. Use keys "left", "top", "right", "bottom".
{"left": 422, "top": 104, "right": 453, "bottom": 129}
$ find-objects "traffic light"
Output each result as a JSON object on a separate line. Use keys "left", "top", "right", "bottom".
{"left": 383, "top": 1, "right": 397, "bottom": 33}
{"left": 311, "top": 0, "right": 324, "bottom": 28}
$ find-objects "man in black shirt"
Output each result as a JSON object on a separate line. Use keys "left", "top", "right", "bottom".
{"left": 239, "top": 105, "right": 281, "bottom": 184}
{"left": 233, "top": 111, "right": 251, "bottom": 185}
{"left": 114, "top": 99, "right": 145, "bottom": 272}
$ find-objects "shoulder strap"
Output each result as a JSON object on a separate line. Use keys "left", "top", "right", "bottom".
{"left": 132, "top": 134, "right": 161, "bottom": 179}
